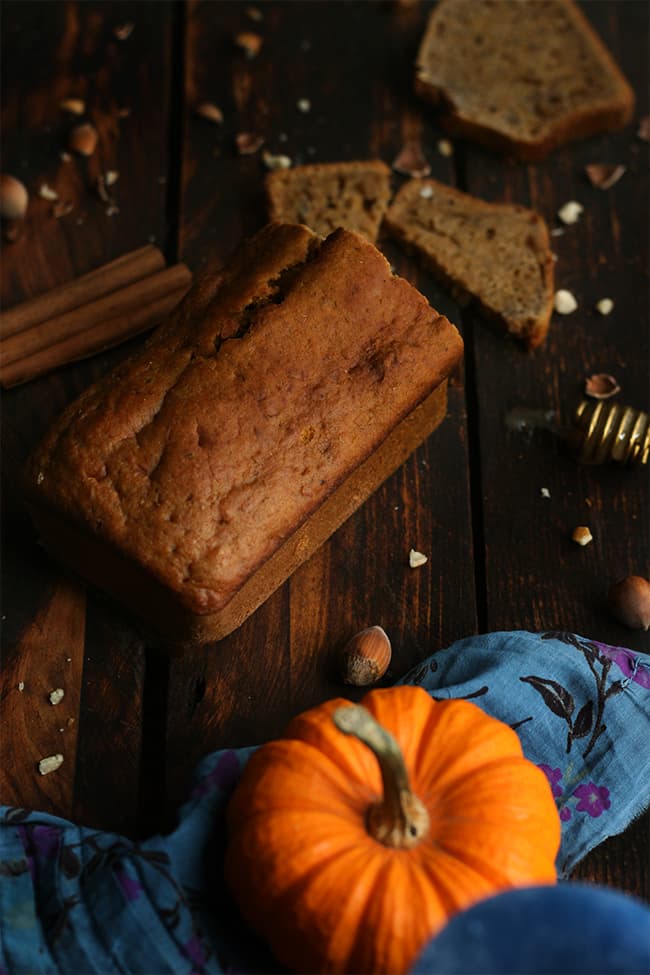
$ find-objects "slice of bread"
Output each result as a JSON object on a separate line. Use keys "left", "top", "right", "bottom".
{"left": 415, "top": 0, "right": 635, "bottom": 161}
{"left": 266, "top": 160, "right": 392, "bottom": 241}
{"left": 384, "top": 178, "right": 554, "bottom": 349}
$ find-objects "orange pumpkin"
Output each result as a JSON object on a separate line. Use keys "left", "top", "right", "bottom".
{"left": 224, "top": 685, "right": 560, "bottom": 975}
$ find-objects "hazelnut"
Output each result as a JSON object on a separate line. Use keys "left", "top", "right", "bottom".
{"left": 607, "top": 575, "right": 650, "bottom": 631}
{"left": 340, "top": 626, "right": 392, "bottom": 686}
{"left": 69, "top": 122, "right": 98, "bottom": 157}
{"left": 0, "top": 173, "right": 29, "bottom": 220}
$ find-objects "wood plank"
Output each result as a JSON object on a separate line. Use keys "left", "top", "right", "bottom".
{"left": 0, "top": 0, "right": 175, "bottom": 833}
{"left": 456, "top": 0, "right": 649, "bottom": 895}
{"left": 164, "top": 0, "right": 476, "bottom": 813}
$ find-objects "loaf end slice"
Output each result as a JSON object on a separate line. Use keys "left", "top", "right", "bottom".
{"left": 415, "top": 0, "right": 635, "bottom": 161}
{"left": 384, "top": 178, "right": 554, "bottom": 349}
{"left": 266, "top": 160, "right": 392, "bottom": 241}
{"left": 25, "top": 223, "right": 462, "bottom": 643}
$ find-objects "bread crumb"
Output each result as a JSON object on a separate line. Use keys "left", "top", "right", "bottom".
{"left": 596, "top": 298, "right": 614, "bottom": 316}
{"left": 297, "top": 98, "right": 311, "bottom": 113}
{"left": 262, "top": 151, "right": 292, "bottom": 171}
{"left": 540, "top": 487, "right": 551, "bottom": 499}
{"left": 437, "top": 138, "right": 453, "bottom": 157}
{"left": 572, "top": 526, "right": 593, "bottom": 547}
{"left": 49, "top": 688, "right": 65, "bottom": 706}
{"left": 105, "top": 171, "right": 119, "bottom": 187}
{"left": 558, "top": 201, "right": 583, "bottom": 225}
{"left": 38, "top": 754, "right": 64, "bottom": 776}
{"left": 392, "top": 141, "right": 431, "bottom": 178}
{"left": 18, "top": 681, "right": 24, "bottom": 692}
{"left": 554, "top": 289, "right": 578, "bottom": 314}
{"left": 409, "top": 549, "right": 428, "bottom": 568}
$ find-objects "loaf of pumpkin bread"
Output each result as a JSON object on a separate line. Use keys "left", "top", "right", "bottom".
{"left": 25, "top": 224, "right": 463, "bottom": 645}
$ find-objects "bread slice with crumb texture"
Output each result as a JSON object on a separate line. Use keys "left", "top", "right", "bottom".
{"left": 415, "top": 0, "right": 635, "bottom": 161}
{"left": 266, "top": 160, "right": 392, "bottom": 242}
{"left": 384, "top": 178, "right": 554, "bottom": 349}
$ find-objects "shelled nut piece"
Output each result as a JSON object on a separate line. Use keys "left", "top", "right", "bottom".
{"left": 572, "top": 526, "right": 593, "bottom": 546}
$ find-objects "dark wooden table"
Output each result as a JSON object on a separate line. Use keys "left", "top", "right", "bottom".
{"left": 1, "top": 0, "right": 648, "bottom": 907}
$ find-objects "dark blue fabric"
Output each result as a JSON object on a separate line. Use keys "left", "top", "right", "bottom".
{"left": 1, "top": 630, "right": 649, "bottom": 974}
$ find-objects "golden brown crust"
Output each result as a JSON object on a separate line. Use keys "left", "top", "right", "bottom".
{"left": 415, "top": 0, "right": 635, "bottom": 161}
{"left": 25, "top": 224, "right": 462, "bottom": 634}
{"left": 384, "top": 178, "right": 554, "bottom": 350}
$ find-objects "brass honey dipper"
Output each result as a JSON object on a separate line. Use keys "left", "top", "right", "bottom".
{"left": 506, "top": 399, "right": 649, "bottom": 466}
{"left": 570, "top": 399, "right": 650, "bottom": 466}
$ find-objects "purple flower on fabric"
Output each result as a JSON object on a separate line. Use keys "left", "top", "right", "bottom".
{"left": 191, "top": 750, "right": 241, "bottom": 799}
{"left": 559, "top": 806, "right": 572, "bottom": 822}
{"left": 113, "top": 864, "right": 143, "bottom": 901}
{"left": 592, "top": 642, "right": 650, "bottom": 689}
{"left": 184, "top": 932, "right": 207, "bottom": 969}
{"left": 538, "top": 764, "right": 563, "bottom": 798}
{"left": 31, "top": 825, "right": 60, "bottom": 859}
{"left": 573, "top": 782, "right": 611, "bottom": 817}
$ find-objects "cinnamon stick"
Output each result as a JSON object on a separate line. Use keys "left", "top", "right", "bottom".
{"left": 0, "top": 285, "right": 190, "bottom": 388}
{"left": 0, "top": 245, "right": 165, "bottom": 340}
{"left": 0, "top": 263, "right": 191, "bottom": 371}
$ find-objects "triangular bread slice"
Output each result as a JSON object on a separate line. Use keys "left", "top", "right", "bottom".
{"left": 384, "top": 178, "right": 554, "bottom": 349}
{"left": 415, "top": 0, "right": 635, "bottom": 161}
{"left": 266, "top": 160, "right": 392, "bottom": 242}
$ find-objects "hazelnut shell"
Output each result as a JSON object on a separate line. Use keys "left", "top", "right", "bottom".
{"left": 340, "top": 625, "right": 392, "bottom": 686}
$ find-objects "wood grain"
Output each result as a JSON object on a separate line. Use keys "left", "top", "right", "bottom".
{"left": 164, "top": 0, "right": 476, "bottom": 814}
{"left": 0, "top": 0, "right": 176, "bottom": 829}
{"left": 457, "top": 0, "right": 649, "bottom": 891}
{"left": 0, "top": 0, "right": 647, "bottom": 908}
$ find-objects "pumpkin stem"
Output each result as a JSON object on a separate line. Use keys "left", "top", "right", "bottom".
{"left": 333, "top": 704, "right": 430, "bottom": 849}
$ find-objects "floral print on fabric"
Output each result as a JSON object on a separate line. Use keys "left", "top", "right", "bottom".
{"left": 1, "top": 632, "right": 648, "bottom": 975}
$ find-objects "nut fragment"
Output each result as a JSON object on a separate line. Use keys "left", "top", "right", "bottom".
{"left": 195, "top": 102, "right": 224, "bottom": 125}
{"left": 18, "top": 681, "right": 25, "bottom": 692}
{"left": 113, "top": 22, "right": 134, "bottom": 40}
{"left": 69, "top": 122, "right": 98, "bottom": 157}
{"left": 409, "top": 549, "right": 428, "bottom": 568}
{"left": 596, "top": 298, "right": 614, "bottom": 316}
{"left": 235, "top": 132, "right": 264, "bottom": 155}
{"left": 49, "top": 688, "right": 65, "bottom": 706}
{"left": 638, "top": 116, "right": 650, "bottom": 143}
{"left": 558, "top": 201, "right": 583, "bottom": 225}
{"left": 235, "top": 31, "right": 263, "bottom": 57}
{"left": 340, "top": 626, "right": 392, "bottom": 686}
{"left": 0, "top": 173, "right": 29, "bottom": 220}
{"left": 607, "top": 575, "right": 650, "bottom": 631}
{"left": 38, "top": 754, "right": 64, "bottom": 776}
{"left": 297, "top": 98, "right": 311, "bottom": 113}
{"left": 59, "top": 97, "right": 85, "bottom": 115}
{"left": 572, "top": 526, "right": 593, "bottom": 547}
{"left": 554, "top": 289, "right": 578, "bottom": 315}
{"left": 584, "top": 373, "right": 620, "bottom": 400}
{"left": 392, "top": 141, "right": 431, "bottom": 178}
{"left": 105, "top": 170, "right": 119, "bottom": 187}
{"left": 262, "top": 150, "right": 292, "bottom": 171}
{"left": 38, "top": 183, "right": 59, "bottom": 201}
{"left": 437, "top": 138, "right": 453, "bottom": 157}
{"left": 585, "top": 164, "right": 626, "bottom": 190}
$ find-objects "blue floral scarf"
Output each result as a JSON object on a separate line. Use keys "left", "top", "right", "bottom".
{"left": 1, "top": 630, "right": 649, "bottom": 974}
